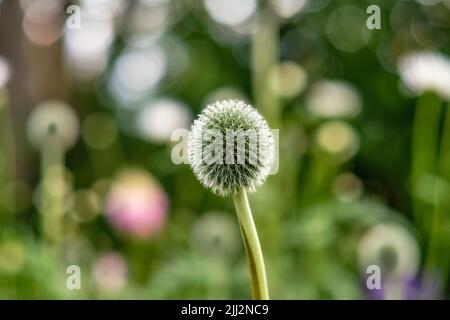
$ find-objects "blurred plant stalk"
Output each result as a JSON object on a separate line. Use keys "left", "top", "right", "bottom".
{"left": 0, "top": 89, "right": 17, "bottom": 228}
{"left": 40, "top": 137, "right": 67, "bottom": 242}
{"left": 411, "top": 91, "right": 441, "bottom": 236}
{"left": 425, "top": 101, "right": 450, "bottom": 292}
{"left": 252, "top": 6, "right": 280, "bottom": 129}
{"left": 251, "top": 4, "right": 285, "bottom": 296}
{"left": 412, "top": 91, "right": 450, "bottom": 295}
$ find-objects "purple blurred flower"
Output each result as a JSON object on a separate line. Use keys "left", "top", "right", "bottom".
{"left": 403, "top": 274, "right": 441, "bottom": 300}
{"left": 365, "top": 273, "right": 441, "bottom": 300}
{"left": 104, "top": 168, "right": 168, "bottom": 239}
{"left": 364, "top": 279, "right": 384, "bottom": 300}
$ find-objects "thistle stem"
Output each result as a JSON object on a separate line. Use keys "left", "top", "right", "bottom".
{"left": 426, "top": 102, "right": 450, "bottom": 288}
{"left": 411, "top": 91, "right": 442, "bottom": 235}
{"left": 40, "top": 140, "right": 65, "bottom": 242}
{"left": 232, "top": 188, "right": 269, "bottom": 300}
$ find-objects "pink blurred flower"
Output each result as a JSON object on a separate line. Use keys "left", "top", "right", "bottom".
{"left": 92, "top": 252, "right": 128, "bottom": 294}
{"left": 104, "top": 168, "right": 168, "bottom": 239}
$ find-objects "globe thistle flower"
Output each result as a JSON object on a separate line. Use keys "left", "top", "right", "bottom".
{"left": 188, "top": 99, "right": 275, "bottom": 197}
{"left": 26, "top": 100, "right": 79, "bottom": 152}
{"left": 190, "top": 211, "right": 240, "bottom": 258}
{"left": 104, "top": 168, "right": 168, "bottom": 239}
{"left": 398, "top": 51, "right": 450, "bottom": 101}
{"left": 358, "top": 223, "right": 420, "bottom": 280}
{"left": 26, "top": 100, "right": 79, "bottom": 241}
{"left": 188, "top": 99, "right": 272, "bottom": 300}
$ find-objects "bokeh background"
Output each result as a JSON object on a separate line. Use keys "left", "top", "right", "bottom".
{"left": 0, "top": 0, "right": 450, "bottom": 299}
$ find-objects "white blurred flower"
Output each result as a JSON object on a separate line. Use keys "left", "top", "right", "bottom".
{"left": 109, "top": 44, "right": 167, "bottom": 105}
{"left": 127, "top": 0, "right": 170, "bottom": 37}
{"left": 306, "top": 80, "right": 361, "bottom": 118}
{"left": 63, "top": 14, "right": 114, "bottom": 80}
{"left": 272, "top": 0, "right": 308, "bottom": 19}
{"left": 79, "top": 0, "right": 125, "bottom": 20}
{"left": 190, "top": 212, "right": 240, "bottom": 257}
{"left": 92, "top": 252, "right": 128, "bottom": 294}
{"left": 204, "top": 0, "right": 257, "bottom": 26}
{"left": 26, "top": 100, "right": 79, "bottom": 151}
{"left": 136, "top": 98, "right": 191, "bottom": 143}
{"left": 398, "top": 51, "right": 450, "bottom": 101}
{"left": 358, "top": 223, "right": 420, "bottom": 280}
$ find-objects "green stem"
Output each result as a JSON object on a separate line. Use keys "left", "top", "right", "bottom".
{"left": 232, "top": 188, "right": 269, "bottom": 300}
{"left": 251, "top": 5, "right": 281, "bottom": 294}
{"left": 40, "top": 140, "right": 65, "bottom": 242}
{"left": 411, "top": 92, "right": 442, "bottom": 236}
{"left": 251, "top": 6, "right": 280, "bottom": 127}
{"left": 437, "top": 103, "right": 450, "bottom": 179}
{"left": 426, "top": 103, "right": 450, "bottom": 289}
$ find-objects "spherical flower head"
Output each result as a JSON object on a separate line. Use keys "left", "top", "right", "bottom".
{"left": 26, "top": 100, "right": 79, "bottom": 151}
{"left": 188, "top": 100, "right": 275, "bottom": 196}
{"left": 104, "top": 168, "right": 168, "bottom": 239}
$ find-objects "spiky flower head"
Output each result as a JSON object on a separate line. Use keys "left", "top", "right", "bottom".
{"left": 188, "top": 99, "right": 275, "bottom": 196}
